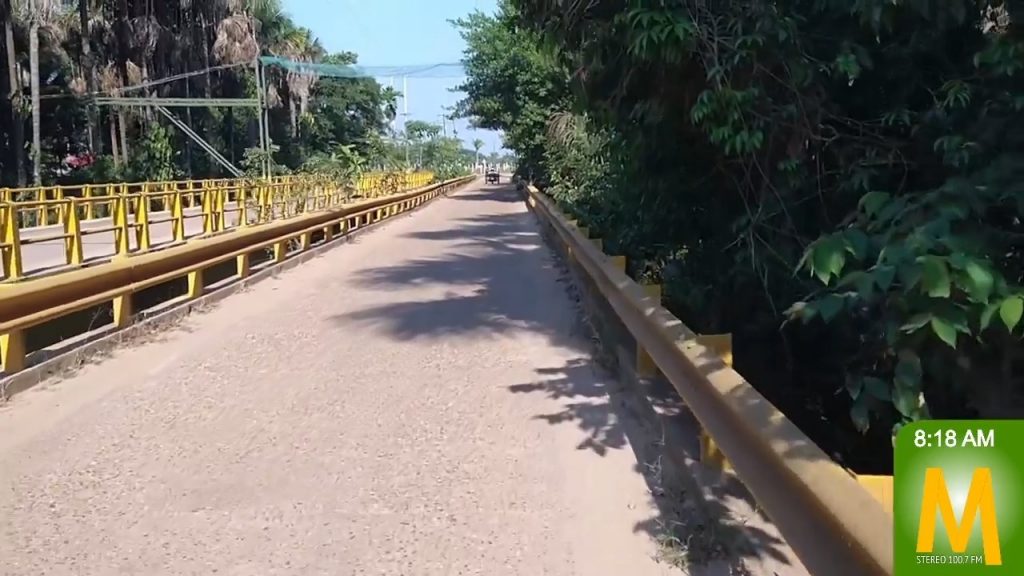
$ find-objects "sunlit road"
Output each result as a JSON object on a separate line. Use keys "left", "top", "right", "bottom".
{"left": 0, "top": 179, "right": 674, "bottom": 575}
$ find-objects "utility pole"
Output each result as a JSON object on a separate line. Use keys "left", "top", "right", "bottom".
{"left": 388, "top": 77, "right": 396, "bottom": 138}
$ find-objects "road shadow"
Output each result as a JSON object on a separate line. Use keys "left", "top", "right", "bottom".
{"left": 511, "top": 353, "right": 796, "bottom": 574}
{"left": 330, "top": 185, "right": 584, "bottom": 348}
{"left": 450, "top": 187, "right": 525, "bottom": 203}
{"left": 327, "top": 183, "right": 805, "bottom": 574}
{"left": 509, "top": 358, "right": 630, "bottom": 455}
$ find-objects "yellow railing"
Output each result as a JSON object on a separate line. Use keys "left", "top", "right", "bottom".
{"left": 0, "top": 175, "right": 474, "bottom": 376}
{"left": 0, "top": 171, "right": 435, "bottom": 282}
{"left": 524, "top": 184, "right": 892, "bottom": 576}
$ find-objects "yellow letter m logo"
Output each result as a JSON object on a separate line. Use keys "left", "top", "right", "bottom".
{"left": 916, "top": 467, "right": 1002, "bottom": 566}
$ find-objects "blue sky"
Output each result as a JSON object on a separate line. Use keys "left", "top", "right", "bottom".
{"left": 285, "top": 0, "right": 504, "bottom": 155}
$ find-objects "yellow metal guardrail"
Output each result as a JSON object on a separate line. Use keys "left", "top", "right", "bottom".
{"left": 683, "top": 334, "right": 896, "bottom": 515}
{"left": 0, "top": 175, "right": 474, "bottom": 375}
{"left": 0, "top": 171, "right": 435, "bottom": 282}
{"left": 524, "top": 185, "right": 892, "bottom": 576}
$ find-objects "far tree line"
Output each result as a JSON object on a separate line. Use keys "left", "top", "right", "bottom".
{"left": 0, "top": 0, "right": 488, "bottom": 189}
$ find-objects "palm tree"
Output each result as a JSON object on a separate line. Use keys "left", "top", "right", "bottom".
{"left": 14, "top": 0, "right": 68, "bottom": 185}
{"left": 76, "top": 0, "right": 98, "bottom": 152}
{"left": 277, "top": 26, "right": 322, "bottom": 137}
{"left": 2, "top": 0, "right": 26, "bottom": 185}
{"left": 99, "top": 63, "right": 122, "bottom": 166}
{"left": 472, "top": 138, "right": 484, "bottom": 168}
{"left": 0, "top": 0, "right": 397, "bottom": 186}
{"left": 214, "top": 0, "right": 261, "bottom": 163}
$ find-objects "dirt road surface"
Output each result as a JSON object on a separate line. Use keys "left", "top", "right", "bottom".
{"left": 0, "top": 181, "right": 682, "bottom": 575}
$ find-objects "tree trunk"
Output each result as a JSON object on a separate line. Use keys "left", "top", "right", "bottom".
{"left": 78, "top": 0, "right": 99, "bottom": 153}
{"left": 109, "top": 111, "right": 121, "bottom": 167}
{"left": 118, "top": 110, "right": 129, "bottom": 164}
{"left": 141, "top": 61, "right": 154, "bottom": 126}
{"left": 228, "top": 107, "right": 236, "bottom": 163}
{"left": 290, "top": 99, "right": 298, "bottom": 137}
{"left": 115, "top": 0, "right": 132, "bottom": 164}
{"left": 225, "top": 73, "right": 236, "bottom": 163}
{"left": 185, "top": 78, "right": 194, "bottom": 177}
{"left": 4, "top": 3, "right": 26, "bottom": 186}
{"left": 30, "top": 21, "right": 41, "bottom": 185}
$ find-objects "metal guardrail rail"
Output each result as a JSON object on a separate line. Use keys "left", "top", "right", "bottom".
{"left": 0, "top": 175, "right": 474, "bottom": 376}
{"left": 524, "top": 185, "right": 892, "bottom": 576}
{"left": 0, "top": 172, "right": 434, "bottom": 282}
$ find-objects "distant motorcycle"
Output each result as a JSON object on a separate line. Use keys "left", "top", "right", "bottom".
{"left": 486, "top": 170, "right": 500, "bottom": 184}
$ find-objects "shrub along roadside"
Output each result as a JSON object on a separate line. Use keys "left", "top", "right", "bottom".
{"left": 456, "top": 0, "right": 1024, "bottom": 472}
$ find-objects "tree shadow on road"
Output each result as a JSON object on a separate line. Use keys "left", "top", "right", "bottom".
{"left": 509, "top": 358, "right": 630, "bottom": 455}
{"left": 449, "top": 188, "right": 525, "bottom": 203}
{"left": 511, "top": 355, "right": 800, "bottom": 575}
{"left": 328, "top": 186, "right": 586, "bottom": 348}
{"left": 326, "top": 184, "right": 805, "bottom": 574}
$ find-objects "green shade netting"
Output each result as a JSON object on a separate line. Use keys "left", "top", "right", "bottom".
{"left": 259, "top": 57, "right": 465, "bottom": 78}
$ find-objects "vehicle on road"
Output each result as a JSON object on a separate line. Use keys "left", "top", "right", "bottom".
{"left": 486, "top": 170, "right": 500, "bottom": 184}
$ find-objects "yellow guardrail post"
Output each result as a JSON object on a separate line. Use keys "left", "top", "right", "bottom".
{"left": 113, "top": 192, "right": 131, "bottom": 257}
{"left": 159, "top": 183, "right": 171, "bottom": 212}
{"left": 237, "top": 185, "right": 248, "bottom": 228}
{"left": 34, "top": 188, "right": 45, "bottom": 227}
{"left": 696, "top": 333, "right": 734, "bottom": 471}
{"left": 856, "top": 474, "right": 893, "bottom": 515}
{"left": 201, "top": 185, "right": 215, "bottom": 234}
{"left": 187, "top": 268, "right": 203, "bottom": 299}
{"left": 112, "top": 292, "right": 132, "bottom": 328}
{"left": 236, "top": 252, "right": 251, "bottom": 278}
{"left": 104, "top": 184, "right": 115, "bottom": 217}
{"left": 54, "top": 188, "right": 65, "bottom": 225}
{"left": 171, "top": 190, "right": 186, "bottom": 242}
{"left": 2, "top": 202, "right": 24, "bottom": 281}
{"left": 272, "top": 239, "right": 287, "bottom": 264}
{"left": 216, "top": 186, "right": 227, "bottom": 232}
{"left": 259, "top": 185, "right": 271, "bottom": 223}
{"left": 63, "top": 200, "right": 84, "bottom": 267}
{"left": 1, "top": 327, "right": 26, "bottom": 373}
{"left": 83, "top": 186, "right": 95, "bottom": 220}
{"left": 135, "top": 194, "right": 152, "bottom": 252}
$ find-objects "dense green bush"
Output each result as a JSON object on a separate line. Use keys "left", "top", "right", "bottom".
{"left": 458, "top": 0, "right": 1024, "bottom": 471}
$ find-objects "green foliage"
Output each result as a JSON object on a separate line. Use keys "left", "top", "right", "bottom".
{"left": 242, "top": 144, "right": 291, "bottom": 178}
{"left": 0, "top": 2, "right": 397, "bottom": 186}
{"left": 301, "top": 144, "right": 365, "bottom": 191}
{"left": 394, "top": 120, "right": 473, "bottom": 179}
{"left": 453, "top": 6, "right": 570, "bottom": 180}
{"left": 462, "top": 0, "right": 1024, "bottom": 469}
{"left": 127, "top": 124, "right": 179, "bottom": 182}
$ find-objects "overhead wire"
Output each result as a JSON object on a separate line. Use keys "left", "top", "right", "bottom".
{"left": 38, "top": 58, "right": 466, "bottom": 103}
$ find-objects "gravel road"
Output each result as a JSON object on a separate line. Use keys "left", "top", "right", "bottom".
{"left": 0, "top": 180, "right": 677, "bottom": 576}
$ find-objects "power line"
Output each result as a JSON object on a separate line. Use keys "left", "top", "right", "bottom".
{"left": 116, "top": 62, "right": 251, "bottom": 94}
{"left": 259, "top": 56, "right": 466, "bottom": 79}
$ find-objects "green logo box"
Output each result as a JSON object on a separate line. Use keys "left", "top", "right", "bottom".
{"left": 895, "top": 420, "right": 1023, "bottom": 574}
